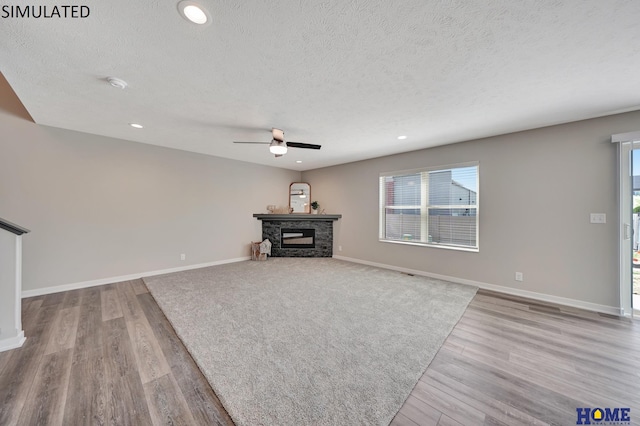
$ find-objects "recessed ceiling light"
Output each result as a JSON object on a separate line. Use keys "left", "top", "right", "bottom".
{"left": 129, "top": 123, "right": 143, "bottom": 129}
{"left": 178, "top": 1, "right": 210, "bottom": 25}
{"left": 296, "top": 160, "right": 302, "bottom": 163}
{"left": 397, "top": 135, "right": 407, "bottom": 140}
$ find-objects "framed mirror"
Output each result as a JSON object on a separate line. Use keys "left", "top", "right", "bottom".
{"left": 289, "top": 182, "right": 311, "bottom": 213}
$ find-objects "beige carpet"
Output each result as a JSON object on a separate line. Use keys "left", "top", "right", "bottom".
{"left": 144, "top": 258, "right": 477, "bottom": 425}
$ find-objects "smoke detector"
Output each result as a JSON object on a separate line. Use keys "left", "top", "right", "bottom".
{"left": 107, "top": 77, "right": 127, "bottom": 89}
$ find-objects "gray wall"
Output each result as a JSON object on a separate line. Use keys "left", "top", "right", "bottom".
{"left": 0, "top": 79, "right": 300, "bottom": 292}
{"left": 302, "top": 111, "right": 640, "bottom": 309}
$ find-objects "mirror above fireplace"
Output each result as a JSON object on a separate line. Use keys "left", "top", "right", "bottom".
{"left": 289, "top": 182, "right": 311, "bottom": 213}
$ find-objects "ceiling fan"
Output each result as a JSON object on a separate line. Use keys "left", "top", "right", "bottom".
{"left": 233, "top": 128, "right": 321, "bottom": 157}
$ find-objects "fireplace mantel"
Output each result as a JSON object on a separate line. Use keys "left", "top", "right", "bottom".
{"left": 253, "top": 214, "right": 341, "bottom": 257}
{"left": 253, "top": 214, "right": 342, "bottom": 221}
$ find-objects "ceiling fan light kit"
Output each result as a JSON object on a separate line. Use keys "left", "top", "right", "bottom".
{"left": 269, "top": 139, "right": 287, "bottom": 155}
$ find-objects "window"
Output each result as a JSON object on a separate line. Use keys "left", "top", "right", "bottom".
{"left": 379, "top": 162, "right": 479, "bottom": 251}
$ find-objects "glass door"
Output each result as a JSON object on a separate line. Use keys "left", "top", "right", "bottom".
{"left": 632, "top": 150, "right": 640, "bottom": 314}
{"left": 616, "top": 134, "right": 640, "bottom": 317}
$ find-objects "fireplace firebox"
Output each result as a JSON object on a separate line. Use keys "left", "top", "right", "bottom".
{"left": 281, "top": 228, "right": 315, "bottom": 248}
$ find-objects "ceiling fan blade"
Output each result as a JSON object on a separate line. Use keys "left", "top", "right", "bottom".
{"left": 272, "top": 128, "right": 284, "bottom": 142}
{"left": 233, "top": 141, "right": 270, "bottom": 144}
{"left": 286, "top": 142, "right": 321, "bottom": 150}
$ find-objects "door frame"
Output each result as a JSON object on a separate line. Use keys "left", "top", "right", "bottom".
{"left": 612, "top": 131, "right": 640, "bottom": 317}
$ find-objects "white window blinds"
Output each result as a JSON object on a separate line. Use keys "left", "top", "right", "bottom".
{"left": 379, "top": 163, "right": 479, "bottom": 251}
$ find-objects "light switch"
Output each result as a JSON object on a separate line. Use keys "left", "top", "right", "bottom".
{"left": 590, "top": 213, "right": 606, "bottom": 224}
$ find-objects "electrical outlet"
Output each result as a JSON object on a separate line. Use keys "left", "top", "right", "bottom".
{"left": 590, "top": 213, "right": 606, "bottom": 224}
{"left": 515, "top": 272, "right": 523, "bottom": 282}
{"left": 338, "top": 245, "right": 342, "bottom": 251}
{"left": 180, "top": 253, "right": 186, "bottom": 261}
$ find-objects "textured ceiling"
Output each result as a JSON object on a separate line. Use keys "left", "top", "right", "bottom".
{"left": 2, "top": 0, "right": 640, "bottom": 170}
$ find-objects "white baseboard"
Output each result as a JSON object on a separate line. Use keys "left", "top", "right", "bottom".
{"left": 0, "top": 331, "right": 26, "bottom": 352}
{"left": 22, "top": 254, "right": 622, "bottom": 316}
{"left": 22, "top": 256, "right": 251, "bottom": 298}
{"left": 333, "top": 255, "right": 621, "bottom": 316}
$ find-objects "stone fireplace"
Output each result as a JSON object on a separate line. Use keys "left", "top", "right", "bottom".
{"left": 253, "top": 214, "right": 341, "bottom": 257}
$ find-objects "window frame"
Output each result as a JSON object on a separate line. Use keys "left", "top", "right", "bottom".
{"left": 379, "top": 161, "right": 479, "bottom": 252}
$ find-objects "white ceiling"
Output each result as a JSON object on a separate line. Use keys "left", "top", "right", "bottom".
{"left": 2, "top": 0, "right": 640, "bottom": 171}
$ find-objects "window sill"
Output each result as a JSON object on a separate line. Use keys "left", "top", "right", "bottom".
{"left": 379, "top": 239, "right": 479, "bottom": 253}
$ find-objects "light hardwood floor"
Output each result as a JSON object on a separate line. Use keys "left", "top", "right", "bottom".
{"left": 393, "top": 290, "right": 640, "bottom": 426}
{"left": 1, "top": 282, "right": 639, "bottom": 425}
{"left": 0, "top": 280, "right": 233, "bottom": 426}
